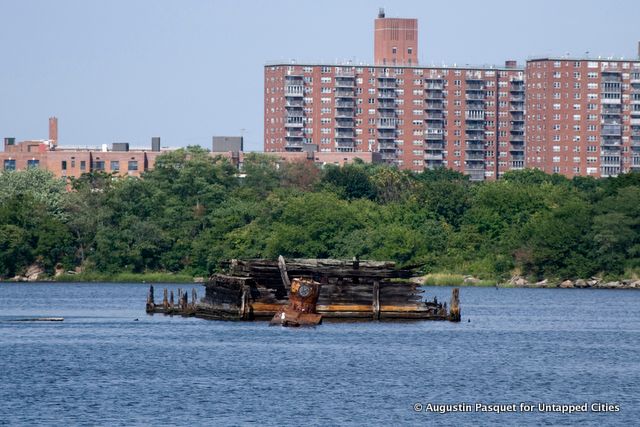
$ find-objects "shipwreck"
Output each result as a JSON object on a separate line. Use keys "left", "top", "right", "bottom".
{"left": 146, "top": 257, "right": 461, "bottom": 324}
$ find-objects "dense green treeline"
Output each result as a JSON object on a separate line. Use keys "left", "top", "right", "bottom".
{"left": 1, "top": 146, "right": 640, "bottom": 281}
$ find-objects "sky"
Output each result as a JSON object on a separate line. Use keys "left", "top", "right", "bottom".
{"left": 1, "top": 0, "right": 639, "bottom": 152}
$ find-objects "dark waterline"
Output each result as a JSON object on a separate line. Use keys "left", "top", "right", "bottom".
{"left": 1, "top": 283, "right": 638, "bottom": 426}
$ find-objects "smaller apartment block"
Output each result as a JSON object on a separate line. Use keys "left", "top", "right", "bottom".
{"left": 526, "top": 58, "right": 640, "bottom": 177}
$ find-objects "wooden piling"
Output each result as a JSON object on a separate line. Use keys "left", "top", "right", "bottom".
{"left": 146, "top": 285, "right": 155, "bottom": 313}
{"left": 372, "top": 280, "right": 380, "bottom": 320}
{"left": 163, "top": 288, "right": 168, "bottom": 310}
{"left": 170, "top": 290, "right": 174, "bottom": 310}
{"left": 449, "top": 288, "right": 460, "bottom": 321}
{"left": 278, "top": 255, "right": 291, "bottom": 289}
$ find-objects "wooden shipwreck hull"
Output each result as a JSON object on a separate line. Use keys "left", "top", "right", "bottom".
{"left": 147, "top": 257, "right": 461, "bottom": 322}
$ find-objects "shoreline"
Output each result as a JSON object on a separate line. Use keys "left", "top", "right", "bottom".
{"left": 417, "top": 274, "right": 640, "bottom": 290}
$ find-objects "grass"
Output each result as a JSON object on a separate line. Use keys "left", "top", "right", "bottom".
{"left": 54, "top": 271, "right": 195, "bottom": 283}
{"left": 420, "top": 273, "right": 497, "bottom": 287}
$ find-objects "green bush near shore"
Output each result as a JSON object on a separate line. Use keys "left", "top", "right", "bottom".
{"left": 421, "top": 273, "right": 497, "bottom": 287}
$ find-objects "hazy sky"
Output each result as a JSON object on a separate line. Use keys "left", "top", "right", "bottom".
{"left": 1, "top": 0, "right": 639, "bottom": 152}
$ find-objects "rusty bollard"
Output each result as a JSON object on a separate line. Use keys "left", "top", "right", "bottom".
{"left": 146, "top": 285, "right": 155, "bottom": 313}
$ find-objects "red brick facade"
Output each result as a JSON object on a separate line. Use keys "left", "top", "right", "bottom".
{"left": 264, "top": 63, "right": 525, "bottom": 181}
{"left": 526, "top": 58, "right": 640, "bottom": 177}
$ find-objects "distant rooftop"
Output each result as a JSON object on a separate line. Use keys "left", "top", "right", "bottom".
{"left": 265, "top": 60, "right": 524, "bottom": 72}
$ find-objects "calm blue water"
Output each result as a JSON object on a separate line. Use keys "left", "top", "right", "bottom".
{"left": 0, "top": 283, "right": 638, "bottom": 426}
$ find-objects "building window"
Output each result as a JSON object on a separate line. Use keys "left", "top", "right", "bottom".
{"left": 407, "top": 47, "right": 412, "bottom": 55}
{"left": 3, "top": 159, "right": 16, "bottom": 171}
{"left": 80, "top": 161, "right": 86, "bottom": 171}
{"left": 61, "top": 160, "right": 67, "bottom": 170}
{"left": 27, "top": 159, "right": 39, "bottom": 169}
{"left": 128, "top": 161, "right": 138, "bottom": 171}
{"left": 110, "top": 161, "right": 120, "bottom": 172}
{"left": 392, "top": 47, "right": 397, "bottom": 54}
{"left": 94, "top": 160, "right": 105, "bottom": 171}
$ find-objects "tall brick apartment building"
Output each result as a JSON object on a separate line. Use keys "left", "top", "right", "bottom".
{"left": 264, "top": 10, "right": 526, "bottom": 180}
{"left": 526, "top": 58, "right": 640, "bottom": 177}
{"left": 265, "top": 10, "right": 640, "bottom": 180}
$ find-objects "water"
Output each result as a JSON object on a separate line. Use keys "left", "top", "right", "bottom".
{"left": 0, "top": 283, "right": 638, "bottom": 426}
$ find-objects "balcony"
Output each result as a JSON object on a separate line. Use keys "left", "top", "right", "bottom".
{"left": 466, "top": 94, "right": 485, "bottom": 101}
{"left": 425, "top": 142, "right": 444, "bottom": 150}
{"left": 336, "top": 140, "right": 355, "bottom": 148}
{"left": 425, "top": 91, "right": 444, "bottom": 100}
{"left": 426, "top": 122, "right": 444, "bottom": 130}
{"left": 335, "top": 68, "right": 355, "bottom": 77}
{"left": 285, "top": 121, "right": 303, "bottom": 128}
{"left": 377, "top": 118, "right": 396, "bottom": 129}
{"left": 285, "top": 141, "right": 303, "bottom": 150}
{"left": 510, "top": 161, "right": 525, "bottom": 169}
{"left": 377, "top": 89, "right": 396, "bottom": 99}
{"left": 601, "top": 136, "right": 622, "bottom": 146}
{"left": 425, "top": 82, "right": 444, "bottom": 90}
{"left": 601, "top": 106, "right": 622, "bottom": 115}
{"left": 285, "top": 99, "right": 304, "bottom": 108}
{"left": 285, "top": 130, "right": 304, "bottom": 138}
{"left": 465, "top": 112, "right": 485, "bottom": 121}
{"left": 377, "top": 101, "right": 396, "bottom": 109}
{"left": 630, "top": 118, "right": 640, "bottom": 125}
{"left": 465, "top": 141, "right": 485, "bottom": 151}
{"left": 336, "top": 100, "right": 355, "bottom": 108}
{"left": 284, "top": 86, "right": 304, "bottom": 97}
{"left": 378, "top": 141, "right": 396, "bottom": 150}
{"left": 601, "top": 125, "right": 622, "bottom": 136}
{"left": 466, "top": 99, "right": 485, "bottom": 108}
{"left": 334, "top": 79, "right": 355, "bottom": 88}
{"left": 466, "top": 171, "right": 485, "bottom": 182}
{"left": 510, "top": 82, "right": 525, "bottom": 92}
{"left": 335, "top": 119, "right": 354, "bottom": 128}
{"left": 377, "top": 80, "right": 397, "bottom": 89}
{"left": 465, "top": 153, "right": 485, "bottom": 161}
{"left": 511, "top": 125, "right": 525, "bottom": 132}
{"left": 335, "top": 88, "right": 355, "bottom": 98}
{"left": 377, "top": 131, "right": 396, "bottom": 140}
{"left": 335, "top": 111, "right": 354, "bottom": 119}
{"left": 425, "top": 112, "right": 444, "bottom": 120}
{"left": 425, "top": 153, "right": 444, "bottom": 161}
{"left": 425, "top": 101, "right": 444, "bottom": 110}
{"left": 335, "top": 130, "right": 355, "bottom": 138}
{"left": 601, "top": 74, "right": 621, "bottom": 83}
{"left": 284, "top": 74, "right": 304, "bottom": 82}
{"left": 465, "top": 81, "right": 484, "bottom": 91}
{"left": 425, "top": 131, "right": 444, "bottom": 140}
{"left": 510, "top": 95, "right": 525, "bottom": 102}
{"left": 600, "top": 166, "right": 621, "bottom": 177}
{"left": 601, "top": 97, "right": 622, "bottom": 105}
{"left": 465, "top": 162, "right": 485, "bottom": 170}
{"left": 466, "top": 124, "right": 485, "bottom": 131}
{"left": 380, "top": 152, "right": 397, "bottom": 162}
{"left": 600, "top": 157, "right": 621, "bottom": 167}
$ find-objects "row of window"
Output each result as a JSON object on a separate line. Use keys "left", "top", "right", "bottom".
{"left": 2, "top": 159, "right": 139, "bottom": 172}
